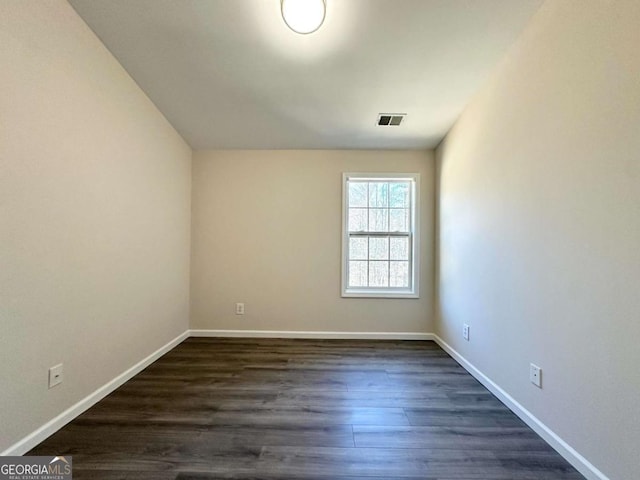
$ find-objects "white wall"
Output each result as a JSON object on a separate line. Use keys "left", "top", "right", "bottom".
{"left": 0, "top": 0, "right": 192, "bottom": 452}
{"left": 436, "top": 1, "right": 640, "bottom": 479}
{"left": 191, "top": 150, "right": 435, "bottom": 334}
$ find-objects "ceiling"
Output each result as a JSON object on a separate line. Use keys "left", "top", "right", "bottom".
{"left": 69, "top": 0, "right": 543, "bottom": 150}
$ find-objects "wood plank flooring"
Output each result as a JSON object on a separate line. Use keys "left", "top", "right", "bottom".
{"left": 28, "top": 338, "right": 585, "bottom": 479}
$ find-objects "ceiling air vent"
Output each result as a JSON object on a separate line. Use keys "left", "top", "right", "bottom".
{"left": 377, "top": 113, "right": 406, "bottom": 126}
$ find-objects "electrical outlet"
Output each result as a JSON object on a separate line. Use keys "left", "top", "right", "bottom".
{"left": 463, "top": 324, "right": 470, "bottom": 341}
{"left": 49, "top": 364, "right": 63, "bottom": 389}
{"left": 235, "top": 303, "right": 245, "bottom": 315}
{"left": 530, "top": 363, "right": 542, "bottom": 388}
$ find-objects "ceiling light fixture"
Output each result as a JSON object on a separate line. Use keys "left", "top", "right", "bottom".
{"left": 281, "top": 0, "right": 326, "bottom": 35}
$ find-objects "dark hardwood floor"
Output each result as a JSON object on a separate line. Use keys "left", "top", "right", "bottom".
{"left": 29, "top": 338, "right": 584, "bottom": 479}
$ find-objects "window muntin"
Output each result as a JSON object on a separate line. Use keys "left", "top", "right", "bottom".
{"left": 342, "top": 173, "right": 419, "bottom": 298}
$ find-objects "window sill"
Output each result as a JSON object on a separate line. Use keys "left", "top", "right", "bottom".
{"left": 342, "top": 290, "right": 419, "bottom": 299}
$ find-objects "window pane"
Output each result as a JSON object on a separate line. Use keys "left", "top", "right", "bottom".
{"left": 348, "top": 182, "right": 368, "bottom": 208}
{"left": 343, "top": 174, "right": 417, "bottom": 297}
{"left": 348, "top": 208, "right": 367, "bottom": 232}
{"left": 369, "top": 261, "right": 389, "bottom": 287}
{"left": 390, "top": 261, "right": 409, "bottom": 287}
{"left": 368, "top": 182, "right": 389, "bottom": 207}
{"left": 390, "top": 237, "right": 409, "bottom": 260}
{"left": 389, "top": 182, "right": 409, "bottom": 208}
{"left": 369, "top": 208, "right": 388, "bottom": 232}
{"left": 348, "top": 261, "right": 368, "bottom": 287}
{"left": 389, "top": 208, "right": 408, "bottom": 232}
{"left": 349, "top": 237, "right": 368, "bottom": 260}
{"left": 369, "top": 237, "right": 389, "bottom": 260}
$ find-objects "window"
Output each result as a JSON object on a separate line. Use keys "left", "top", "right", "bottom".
{"left": 342, "top": 173, "right": 419, "bottom": 298}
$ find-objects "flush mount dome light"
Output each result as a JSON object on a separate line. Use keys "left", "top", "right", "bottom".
{"left": 281, "top": 0, "right": 326, "bottom": 34}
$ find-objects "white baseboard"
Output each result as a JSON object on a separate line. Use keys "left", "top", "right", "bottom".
{"left": 2, "top": 328, "right": 427, "bottom": 456}
{"left": 189, "top": 329, "right": 434, "bottom": 340}
{"left": 433, "top": 334, "right": 608, "bottom": 480}
{"left": 2, "top": 327, "right": 608, "bottom": 480}
{"left": 1, "top": 330, "right": 190, "bottom": 457}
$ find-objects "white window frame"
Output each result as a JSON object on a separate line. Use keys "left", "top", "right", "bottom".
{"left": 341, "top": 172, "right": 420, "bottom": 298}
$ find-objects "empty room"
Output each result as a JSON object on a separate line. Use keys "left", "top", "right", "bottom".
{"left": 1, "top": 1, "right": 638, "bottom": 479}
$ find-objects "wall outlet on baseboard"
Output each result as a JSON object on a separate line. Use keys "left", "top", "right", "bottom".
{"left": 235, "top": 303, "right": 245, "bottom": 315}
{"left": 530, "top": 363, "right": 542, "bottom": 388}
{"left": 48, "top": 364, "right": 63, "bottom": 389}
{"left": 462, "top": 324, "right": 470, "bottom": 341}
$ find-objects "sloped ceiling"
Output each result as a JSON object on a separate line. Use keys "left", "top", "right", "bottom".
{"left": 69, "top": 0, "right": 543, "bottom": 149}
